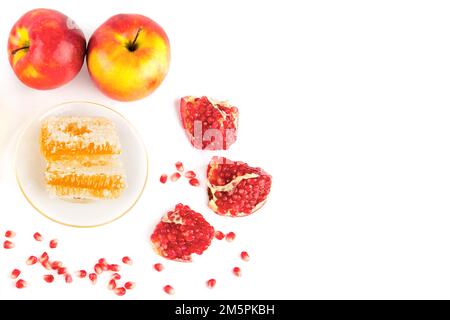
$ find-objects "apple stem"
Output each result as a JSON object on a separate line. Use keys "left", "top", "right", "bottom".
{"left": 11, "top": 45, "right": 29, "bottom": 55}
{"left": 127, "top": 28, "right": 143, "bottom": 52}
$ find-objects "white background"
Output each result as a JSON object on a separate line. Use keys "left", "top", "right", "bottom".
{"left": 0, "top": 0, "right": 450, "bottom": 300}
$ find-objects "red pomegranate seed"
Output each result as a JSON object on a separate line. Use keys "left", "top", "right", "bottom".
{"left": 49, "top": 239, "right": 58, "bottom": 249}
{"left": 189, "top": 178, "right": 200, "bottom": 187}
{"left": 65, "top": 274, "right": 73, "bottom": 283}
{"left": 94, "top": 263, "right": 103, "bottom": 274}
{"left": 15, "top": 279, "right": 27, "bottom": 289}
{"left": 206, "top": 279, "right": 216, "bottom": 289}
{"left": 89, "top": 273, "right": 97, "bottom": 285}
{"left": 109, "top": 264, "right": 120, "bottom": 272}
{"left": 108, "top": 279, "right": 117, "bottom": 290}
{"left": 163, "top": 285, "right": 175, "bottom": 295}
{"left": 184, "top": 170, "right": 196, "bottom": 179}
{"left": 43, "top": 275, "right": 54, "bottom": 283}
{"left": 33, "top": 232, "right": 43, "bottom": 241}
{"left": 40, "top": 252, "right": 49, "bottom": 263}
{"left": 122, "top": 256, "right": 133, "bottom": 265}
{"left": 225, "top": 232, "right": 236, "bottom": 242}
{"left": 153, "top": 263, "right": 164, "bottom": 272}
{"left": 170, "top": 172, "right": 181, "bottom": 182}
{"left": 232, "top": 267, "right": 241, "bottom": 277}
{"left": 57, "top": 267, "right": 67, "bottom": 275}
{"left": 5, "top": 230, "right": 16, "bottom": 238}
{"left": 160, "top": 174, "right": 168, "bottom": 184}
{"left": 51, "top": 261, "right": 62, "bottom": 270}
{"left": 124, "top": 281, "right": 135, "bottom": 290}
{"left": 41, "top": 261, "right": 52, "bottom": 270}
{"left": 3, "top": 240, "right": 14, "bottom": 249}
{"left": 10, "top": 269, "right": 21, "bottom": 279}
{"left": 98, "top": 257, "right": 107, "bottom": 265}
{"left": 114, "top": 287, "right": 126, "bottom": 296}
{"left": 111, "top": 273, "right": 121, "bottom": 280}
{"left": 175, "top": 161, "right": 184, "bottom": 172}
{"left": 241, "top": 251, "right": 250, "bottom": 261}
{"left": 215, "top": 231, "right": 225, "bottom": 240}
{"left": 26, "top": 256, "right": 38, "bottom": 265}
{"left": 75, "top": 270, "right": 87, "bottom": 278}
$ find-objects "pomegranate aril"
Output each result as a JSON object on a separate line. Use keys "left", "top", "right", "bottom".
{"left": 207, "top": 279, "right": 216, "bottom": 289}
{"left": 124, "top": 281, "right": 135, "bottom": 290}
{"left": 114, "top": 287, "right": 126, "bottom": 296}
{"left": 43, "top": 275, "right": 54, "bottom": 283}
{"left": 240, "top": 251, "right": 250, "bottom": 262}
{"left": 57, "top": 267, "right": 67, "bottom": 275}
{"left": 49, "top": 239, "right": 58, "bottom": 249}
{"left": 51, "top": 261, "right": 62, "bottom": 270}
{"left": 89, "top": 273, "right": 97, "bottom": 285}
{"left": 15, "top": 279, "right": 27, "bottom": 289}
{"left": 109, "top": 264, "right": 120, "bottom": 272}
{"left": 26, "top": 256, "right": 38, "bottom": 265}
{"left": 5, "top": 230, "right": 16, "bottom": 238}
{"left": 215, "top": 231, "right": 225, "bottom": 240}
{"left": 41, "top": 261, "right": 52, "bottom": 270}
{"left": 163, "top": 285, "right": 175, "bottom": 295}
{"left": 160, "top": 174, "right": 168, "bottom": 184}
{"left": 10, "top": 269, "right": 21, "bottom": 279}
{"left": 65, "top": 274, "right": 73, "bottom": 283}
{"left": 94, "top": 263, "right": 103, "bottom": 274}
{"left": 184, "top": 170, "right": 196, "bottom": 179}
{"left": 189, "top": 178, "right": 200, "bottom": 187}
{"left": 226, "top": 232, "right": 236, "bottom": 242}
{"left": 76, "top": 270, "right": 87, "bottom": 278}
{"left": 170, "top": 172, "right": 181, "bottom": 182}
{"left": 233, "top": 267, "right": 241, "bottom": 277}
{"left": 111, "top": 273, "right": 121, "bottom": 280}
{"left": 108, "top": 279, "right": 117, "bottom": 290}
{"left": 122, "top": 256, "right": 133, "bottom": 265}
{"left": 175, "top": 161, "right": 184, "bottom": 172}
{"left": 154, "top": 263, "right": 164, "bottom": 272}
{"left": 33, "top": 232, "right": 43, "bottom": 241}
{"left": 3, "top": 240, "right": 14, "bottom": 249}
{"left": 40, "top": 252, "right": 49, "bottom": 263}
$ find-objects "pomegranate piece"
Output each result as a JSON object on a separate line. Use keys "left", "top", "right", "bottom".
{"left": 43, "top": 275, "right": 54, "bottom": 283}
{"left": 33, "top": 232, "right": 43, "bottom": 241}
{"left": 15, "top": 279, "right": 27, "bottom": 289}
{"left": 3, "top": 240, "right": 14, "bottom": 249}
{"left": 233, "top": 267, "right": 242, "bottom": 277}
{"left": 184, "top": 170, "right": 196, "bottom": 179}
{"left": 111, "top": 273, "right": 121, "bottom": 280}
{"left": 175, "top": 161, "right": 184, "bottom": 172}
{"left": 49, "top": 239, "right": 58, "bottom": 249}
{"left": 65, "top": 274, "right": 73, "bottom": 283}
{"left": 154, "top": 263, "right": 164, "bottom": 272}
{"left": 40, "top": 252, "right": 49, "bottom": 263}
{"left": 10, "top": 269, "right": 21, "bottom": 279}
{"left": 26, "top": 256, "right": 38, "bottom": 265}
{"left": 108, "top": 279, "right": 117, "bottom": 290}
{"left": 163, "top": 285, "right": 175, "bottom": 295}
{"left": 124, "top": 281, "right": 135, "bottom": 290}
{"left": 57, "top": 267, "right": 67, "bottom": 275}
{"left": 94, "top": 263, "right": 103, "bottom": 274}
{"left": 160, "top": 174, "right": 168, "bottom": 184}
{"left": 89, "top": 273, "right": 97, "bottom": 285}
{"left": 5, "top": 230, "right": 16, "bottom": 238}
{"left": 75, "top": 270, "right": 87, "bottom": 278}
{"left": 241, "top": 251, "right": 250, "bottom": 262}
{"left": 180, "top": 96, "right": 239, "bottom": 150}
{"left": 150, "top": 204, "right": 215, "bottom": 262}
{"left": 207, "top": 157, "right": 272, "bottom": 217}
{"left": 225, "top": 232, "right": 236, "bottom": 242}
{"left": 109, "top": 264, "right": 120, "bottom": 272}
{"left": 189, "top": 178, "right": 200, "bottom": 187}
{"left": 206, "top": 279, "right": 216, "bottom": 289}
{"left": 170, "top": 172, "right": 181, "bottom": 182}
{"left": 122, "top": 256, "right": 133, "bottom": 265}
{"left": 114, "top": 287, "right": 126, "bottom": 296}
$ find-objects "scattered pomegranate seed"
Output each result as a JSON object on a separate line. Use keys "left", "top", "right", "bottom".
{"left": 41, "top": 261, "right": 52, "bottom": 270}
{"left": 111, "top": 273, "right": 121, "bottom": 280}
{"left": 109, "top": 264, "right": 120, "bottom": 272}
{"left": 154, "top": 263, "right": 164, "bottom": 272}
{"left": 10, "top": 269, "right": 21, "bottom": 279}
{"left": 160, "top": 174, "right": 168, "bottom": 184}
{"left": 233, "top": 267, "right": 241, "bottom": 277}
{"left": 5, "top": 230, "right": 16, "bottom": 238}
{"left": 33, "top": 232, "right": 43, "bottom": 241}
{"left": 108, "top": 279, "right": 117, "bottom": 290}
{"left": 184, "top": 170, "right": 196, "bottom": 179}
{"left": 207, "top": 279, "right": 216, "bottom": 289}
{"left": 114, "top": 287, "right": 126, "bottom": 296}
{"left": 163, "top": 285, "right": 175, "bottom": 295}
{"left": 64, "top": 274, "right": 73, "bottom": 283}
{"left": 124, "top": 281, "right": 135, "bottom": 290}
{"left": 51, "top": 261, "right": 62, "bottom": 270}
{"left": 189, "top": 178, "right": 200, "bottom": 187}
{"left": 215, "top": 231, "right": 225, "bottom": 240}
{"left": 170, "top": 172, "right": 181, "bottom": 182}
{"left": 49, "top": 239, "right": 58, "bottom": 249}
{"left": 26, "top": 256, "right": 38, "bottom": 265}
{"left": 226, "top": 232, "right": 236, "bottom": 242}
{"left": 89, "top": 273, "right": 97, "bottom": 285}
{"left": 40, "top": 252, "right": 49, "bottom": 263}
{"left": 75, "top": 270, "right": 87, "bottom": 278}
{"left": 122, "top": 256, "right": 133, "bottom": 265}
{"left": 15, "top": 279, "right": 27, "bottom": 289}
{"left": 175, "top": 161, "right": 184, "bottom": 172}
{"left": 98, "top": 258, "right": 107, "bottom": 265}
{"left": 241, "top": 251, "right": 250, "bottom": 262}
{"left": 43, "top": 275, "right": 54, "bottom": 283}
{"left": 3, "top": 240, "right": 14, "bottom": 249}
{"left": 57, "top": 267, "right": 67, "bottom": 275}
{"left": 94, "top": 263, "right": 103, "bottom": 275}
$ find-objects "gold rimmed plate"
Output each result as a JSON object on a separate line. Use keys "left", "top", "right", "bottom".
{"left": 15, "top": 101, "right": 148, "bottom": 227}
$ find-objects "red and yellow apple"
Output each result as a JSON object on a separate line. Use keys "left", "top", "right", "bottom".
{"left": 87, "top": 14, "right": 170, "bottom": 102}
{"left": 7, "top": 9, "right": 86, "bottom": 90}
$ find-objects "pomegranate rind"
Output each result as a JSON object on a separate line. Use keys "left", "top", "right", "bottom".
{"left": 180, "top": 96, "right": 239, "bottom": 150}
{"left": 207, "top": 157, "right": 272, "bottom": 217}
{"left": 150, "top": 204, "right": 215, "bottom": 262}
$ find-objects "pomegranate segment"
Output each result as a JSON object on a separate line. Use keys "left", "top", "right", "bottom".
{"left": 150, "top": 204, "right": 215, "bottom": 262}
{"left": 180, "top": 96, "right": 239, "bottom": 150}
{"left": 207, "top": 157, "right": 272, "bottom": 217}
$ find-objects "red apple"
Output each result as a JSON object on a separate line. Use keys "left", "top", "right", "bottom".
{"left": 7, "top": 9, "right": 86, "bottom": 90}
{"left": 87, "top": 14, "right": 170, "bottom": 101}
